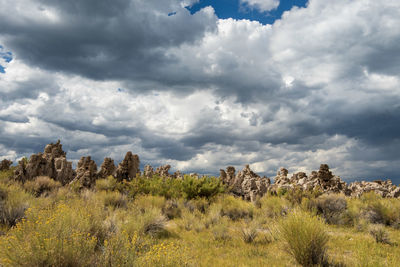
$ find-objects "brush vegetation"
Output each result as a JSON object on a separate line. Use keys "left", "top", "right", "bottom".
{"left": 1, "top": 168, "right": 400, "bottom": 266}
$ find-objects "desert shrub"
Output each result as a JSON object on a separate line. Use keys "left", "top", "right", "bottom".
{"left": 277, "top": 209, "right": 329, "bottom": 266}
{"left": 0, "top": 168, "right": 14, "bottom": 184}
{"left": 358, "top": 192, "right": 400, "bottom": 226}
{"left": 211, "top": 217, "right": 232, "bottom": 241}
{"left": 285, "top": 187, "right": 324, "bottom": 206}
{"left": 102, "top": 231, "right": 139, "bottom": 266}
{"left": 184, "top": 197, "right": 209, "bottom": 213}
{"left": 101, "top": 191, "right": 128, "bottom": 209}
{"left": 24, "top": 176, "right": 61, "bottom": 197}
{"left": 203, "top": 203, "right": 222, "bottom": 228}
{"left": 122, "top": 206, "right": 169, "bottom": 238}
{"left": 134, "top": 195, "right": 166, "bottom": 212}
{"left": 257, "top": 195, "right": 289, "bottom": 219}
{"left": 214, "top": 195, "right": 254, "bottom": 221}
{"left": 162, "top": 199, "right": 181, "bottom": 219}
{"left": 0, "top": 184, "right": 32, "bottom": 227}
{"left": 311, "top": 194, "right": 348, "bottom": 225}
{"left": 178, "top": 209, "right": 205, "bottom": 232}
{"left": 0, "top": 185, "right": 7, "bottom": 201}
{"left": 239, "top": 221, "right": 259, "bottom": 243}
{"left": 0, "top": 201, "right": 102, "bottom": 266}
{"left": 137, "top": 241, "right": 192, "bottom": 267}
{"left": 354, "top": 218, "right": 370, "bottom": 232}
{"left": 369, "top": 224, "right": 391, "bottom": 244}
{"left": 181, "top": 175, "right": 225, "bottom": 199}
{"left": 96, "top": 175, "right": 121, "bottom": 192}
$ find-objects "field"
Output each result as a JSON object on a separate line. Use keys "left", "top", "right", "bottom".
{"left": 1, "top": 168, "right": 400, "bottom": 267}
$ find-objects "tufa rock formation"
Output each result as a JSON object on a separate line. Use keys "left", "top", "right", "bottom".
{"left": 115, "top": 152, "right": 140, "bottom": 181}
{"left": 0, "top": 159, "right": 13, "bottom": 171}
{"left": 7, "top": 140, "right": 400, "bottom": 198}
{"left": 98, "top": 158, "right": 116, "bottom": 178}
{"left": 72, "top": 156, "right": 98, "bottom": 188}
{"left": 155, "top": 164, "right": 171, "bottom": 177}
{"left": 144, "top": 165, "right": 154, "bottom": 178}
{"left": 220, "top": 165, "right": 270, "bottom": 201}
{"left": 13, "top": 140, "right": 74, "bottom": 185}
{"left": 347, "top": 180, "right": 398, "bottom": 198}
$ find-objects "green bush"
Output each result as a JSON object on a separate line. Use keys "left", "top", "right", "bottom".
{"left": 125, "top": 175, "right": 225, "bottom": 200}
{"left": 181, "top": 175, "right": 225, "bottom": 200}
{"left": 277, "top": 209, "right": 329, "bottom": 266}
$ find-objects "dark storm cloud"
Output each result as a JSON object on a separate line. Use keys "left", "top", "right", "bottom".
{"left": 0, "top": 0, "right": 217, "bottom": 84}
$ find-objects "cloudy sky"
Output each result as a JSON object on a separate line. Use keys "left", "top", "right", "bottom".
{"left": 1, "top": 0, "right": 400, "bottom": 183}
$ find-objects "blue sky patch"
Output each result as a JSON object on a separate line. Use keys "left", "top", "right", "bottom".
{"left": 0, "top": 45, "right": 13, "bottom": 73}
{"left": 187, "top": 0, "right": 308, "bottom": 25}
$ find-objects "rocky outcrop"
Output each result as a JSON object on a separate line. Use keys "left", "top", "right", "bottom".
{"left": 144, "top": 165, "right": 154, "bottom": 178}
{"left": 115, "top": 152, "right": 140, "bottom": 181}
{"left": 13, "top": 140, "right": 74, "bottom": 185}
{"left": 53, "top": 157, "right": 75, "bottom": 184}
{"left": 98, "top": 158, "right": 116, "bottom": 178}
{"left": 220, "top": 165, "right": 270, "bottom": 201}
{"left": 155, "top": 164, "right": 171, "bottom": 177}
{"left": 73, "top": 156, "right": 98, "bottom": 187}
{"left": 347, "top": 180, "right": 397, "bottom": 198}
{"left": 273, "top": 164, "right": 347, "bottom": 194}
{"left": 173, "top": 170, "right": 183, "bottom": 179}
{"left": 0, "top": 159, "right": 12, "bottom": 171}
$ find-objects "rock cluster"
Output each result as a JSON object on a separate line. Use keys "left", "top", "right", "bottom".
{"left": 348, "top": 180, "right": 400, "bottom": 198}
{"left": 11, "top": 141, "right": 143, "bottom": 188}
{"left": 155, "top": 164, "right": 171, "bottom": 177}
{"left": 220, "top": 165, "right": 270, "bottom": 201}
{"left": 8, "top": 140, "right": 400, "bottom": 198}
{"left": 220, "top": 164, "right": 400, "bottom": 200}
{"left": 0, "top": 159, "right": 12, "bottom": 171}
{"left": 13, "top": 140, "right": 75, "bottom": 185}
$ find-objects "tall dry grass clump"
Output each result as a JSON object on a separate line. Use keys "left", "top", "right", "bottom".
{"left": 277, "top": 209, "right": 329, "bottom": 266}
{"left": 24, "top": 176, "right": 61, "bottom": 197}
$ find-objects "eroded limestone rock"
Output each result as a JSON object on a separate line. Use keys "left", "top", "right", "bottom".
{"left": 115, "top": 152, "right": 140, "bottom": 181}
{"left": 155, "top": 164, "right": 171, "bottom": 177}
{"left": 13, "top": 140, "right": 74, "bottom": 185}
{"left": 144, "top": 165, "right": 154, "bottom": 178}
{"left": 0, "top": 159, "right": 12, "bottom": 171}
{"left": 73, "top": 156, "right": 98, "bottom": 187}
{"left": 98, "top": 158, "right": 116, "bottom": 178}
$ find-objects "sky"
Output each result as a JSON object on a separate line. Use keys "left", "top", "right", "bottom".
{"left": 0, "top": 0, "right": 400, "bottom": 183}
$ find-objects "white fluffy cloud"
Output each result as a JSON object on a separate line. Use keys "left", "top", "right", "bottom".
{"left": 240, "top": 0, "right": 280, "bottom": 12}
